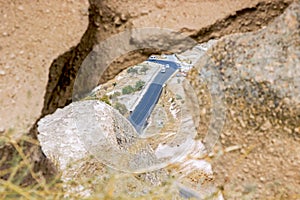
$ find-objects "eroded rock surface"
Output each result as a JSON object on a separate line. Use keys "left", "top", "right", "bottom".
{"left": 42, "top": 0, "right": 293, "bottom": 117}
{"left": 38, "top": 100, "right": 220, "bottom": 198}
{"left": 191, "top": 1, "right": 300, "bottom": 134}
{"left": 187, "top": 2, "right": 300, "bottom": 199}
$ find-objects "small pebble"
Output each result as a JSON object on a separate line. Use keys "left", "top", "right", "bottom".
{"left": 0, "top": 70, "right": 5, "bottom": 75}
{"left": 243, "top": 167, "right": 249, "bottom": 173}
{"left": 224, "top": 132, "right": 231, "bottom": 136}
{"left": 9, "top": 54, "right": 16, "bottom": 59}
{"left": 0, "top": 127, "right": 5, "bottom": 133}
{"left": 283, "top": 127, "right": 292, "bottom": 134}
{"left": 240, "top": 149, "right": 246, "bottom": 154}
{"left": 120, "top": 13, "right": 127, "bottom": 21}
{"left": 17, "top": 5, "right": 24, "bottom": 11}
{"left": 269, "top": 147, "right": 274, "bottom": 153}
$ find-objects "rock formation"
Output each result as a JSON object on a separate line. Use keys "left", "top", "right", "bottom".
{"left": 38, "top": 100, "right": 220, "bottom": 198}
{"left": 190, "top": 1, "right": 300, "bottom": 136}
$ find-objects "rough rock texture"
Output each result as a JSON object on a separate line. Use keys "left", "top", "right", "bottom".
{"left": 72, "top": 29, "right": 197, "bottom": 100}
{"left": 38, "top": 100, "right": 137, "bottom": 173}
{"left": 37, "top": 100, "right": 219, "bottom": 198}
{"left": 42, "top": 0, "right": 293, "bottom": 118}
{"left": 188, "top": 2, "right": 300, "bottom": 199}
{"left": 193, "top": 0, "right": 300, "bottom": 136}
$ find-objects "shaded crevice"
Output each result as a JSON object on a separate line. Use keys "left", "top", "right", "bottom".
{"left": 42, "top": 13, "right": 99, "bottom": 116}
{"left": 98, "top": 48, "right": 170, "bottom": 84}
{"left": 42, "top": 0, "right": 293, "bottom": 118}
{"left": 11, "top": 2, "right": 132, "bottom": 184}
{"left": 42, "top": 0, "right": 132, "bottom": 117}
{"left": 0, "top": 2, "right": 101, "bottom": 185}
{"left": 190, "top": 0, "right": 291, "bottom": 43}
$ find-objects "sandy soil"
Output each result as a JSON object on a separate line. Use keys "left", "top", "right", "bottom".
{"left": 0, "top": 0, "right": 89, "bottom": 134}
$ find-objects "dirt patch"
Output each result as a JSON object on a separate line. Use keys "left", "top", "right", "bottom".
{"left": 0, "top": 0, "right": 89, "bottom": 133}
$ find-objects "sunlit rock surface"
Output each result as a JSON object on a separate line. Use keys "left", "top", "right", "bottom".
{"left": 38, "top": 100, "right": 221, "bottom": 198}
{"left": 191, "top": 1, "right": 300, "bottom": 136}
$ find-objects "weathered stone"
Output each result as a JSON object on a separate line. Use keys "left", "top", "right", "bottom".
{"left": 37, "top": 100, "right": 218, "bottom": 198}
{"left": 192, "top": 2, "right": 300, "bottom": 133}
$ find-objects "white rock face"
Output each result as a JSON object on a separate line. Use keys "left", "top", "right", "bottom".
{"left": 38, "top": 99, "right": 205, "bottom": 172}
{"left": 37, "top": 98, "right": 220, "bottom": 199}
{"left": 38, "top": 101, "right": 92, "bottom": 172}
{"left": 37, "top": 100, "right": 140, "bottom": 173}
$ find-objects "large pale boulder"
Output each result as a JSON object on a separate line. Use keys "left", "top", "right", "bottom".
{"left": 37, "top": 100, "right": 221, "bottom": 198}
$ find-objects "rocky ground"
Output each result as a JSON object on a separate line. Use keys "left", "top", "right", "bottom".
{"left": 1, "top": 0, "right": 299, "bottom": 199}
{"left": 188, "top": 2, "right": 300, "bottom": 199}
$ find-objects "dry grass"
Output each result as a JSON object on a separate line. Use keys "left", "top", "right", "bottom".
{"left": 4, "top": 125, "right": 297, "bottom": 200}
{"left": 0, "top": 129, "right": 182, "bottom": 199}
{"left": 0, "top": 126, "right": 225, "bottom": 199}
